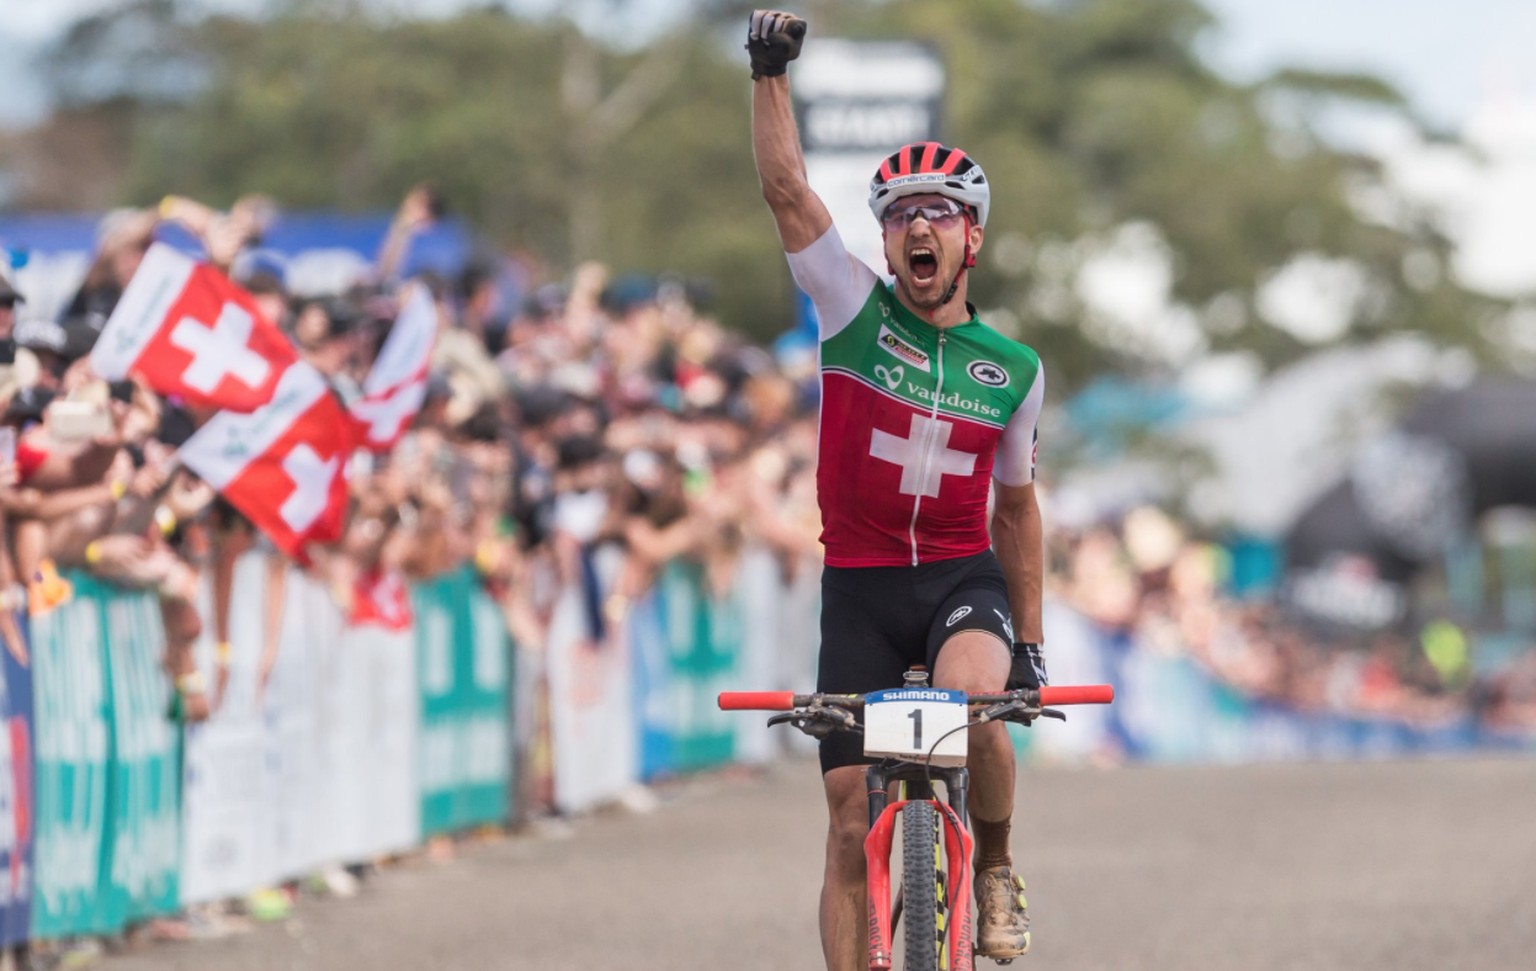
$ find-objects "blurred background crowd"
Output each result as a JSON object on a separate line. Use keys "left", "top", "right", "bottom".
{"left": 0, "top": 179, "right": 830, "bottom": 729}
{"left": 4, "top": 172, "right": 1533, "bottom": 754}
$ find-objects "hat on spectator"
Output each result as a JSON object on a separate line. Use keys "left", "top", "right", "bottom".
{"left": 232, "top": 249, "right": 289, "bottom": 292}
{"left": 515, "top": 384, "right": 569, "bottom": 428}
{"left": 95, "top": 207, "right": 157, "bottom": 254}
{"left": 60, "top": 316, "right": 102, "bottom": 360}
{"left": 523, "top": 283, "right": 566, "bottom": 320}
{"left": 13, "top": 318, "right": 67, "bottom": 356}
{"left": 556, "top": 434, "right": 606, "bottom": 471}
{"left": 549, "top": 361, "right": 601, "bottom": 401}
{"left": 424, "top": 370, "right": 454, "bottom": 402}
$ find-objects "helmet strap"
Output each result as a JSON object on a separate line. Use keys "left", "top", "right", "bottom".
{"left": 940, "top": 214, "right": 977, "bottom": 306}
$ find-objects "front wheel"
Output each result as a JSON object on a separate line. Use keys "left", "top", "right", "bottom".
{"left": 901, "top": 800, "right": 947, "bottom": 971}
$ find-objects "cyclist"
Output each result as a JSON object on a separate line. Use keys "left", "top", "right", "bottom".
{"left": 746, "top": 10, "right": 1049, "bottom": 969}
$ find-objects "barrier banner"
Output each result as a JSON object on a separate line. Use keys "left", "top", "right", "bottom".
{"left": 181, "top": 553, "right": 273, "bottom": 904}
{"left": 0, "top": 612, "right": 35, "bottom": 945}
{"left": 261, "top": 567, "right": 323, "bottom": 882}
{"left": 30, "top": 575, "right": 179, "bottom": 940}
{"left": 657, "top": 562, "right": 737, "bottom": 772}
{"left": 184, "top": 557, "right": 421, "bottom": 901}
{"left": 415, "top": 568, "right": 511, "bottom": 836}
{"left": 97, "top": 584, "right": 180, "bottom": 929}
{"left": 547, "top": 547, "right": 634, "bottom": 813}
{"left": 344, "top": 621, "right": 419, "bottom": 860}
{"left": 733, "top": 548, "right": 781, "bottom": 766}
{"left": 30, "top": 585, "right": 113, "bottom": 937}
{"left": 631, "top": 588, "right": 673, "bottom": 781}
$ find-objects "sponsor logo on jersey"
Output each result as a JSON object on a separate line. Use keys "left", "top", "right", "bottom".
{"left": 906, "top": 382, "right": 1004, "bottom": 419}
{"left": 946, "top": 605, "right": 973, "bottom": 627}
{"left": 968, "top": 360, "right": 1009, "bottom": 387}
{"left": 877, "top": 324, "right": 929, "bottom": 369}
{"left": 874, "top": 363, "right": 904, "bottom": 390}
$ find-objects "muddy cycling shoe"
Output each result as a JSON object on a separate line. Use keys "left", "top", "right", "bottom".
{"left": 974, "top": 865, "right": 1032, "bottom": 960}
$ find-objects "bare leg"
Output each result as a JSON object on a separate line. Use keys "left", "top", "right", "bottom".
{"left": 820, "top": 764, "right": 868, "bottom": 971}
{"left": 932, "top": 630, "right": 1014, "bottom": 823}
{"left": 933, "top": 630, "right": 1030, "bottom": 958}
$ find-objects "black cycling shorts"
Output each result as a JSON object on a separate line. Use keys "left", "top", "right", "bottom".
{"left": 816, "top": 549, "right": 1014, "bottom": 773}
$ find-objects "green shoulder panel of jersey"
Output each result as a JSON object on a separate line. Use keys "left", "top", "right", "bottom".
{"left": 820, "top": 280, "right": 1041, "bottom": 426}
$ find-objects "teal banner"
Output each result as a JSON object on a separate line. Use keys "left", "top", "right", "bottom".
{"left": 657, "top": 562, "right": 738, "bottom": 772}
{"left": 415, "top": 569, "right": 512, "bottom": 837}
{"left": 30, "top": 574, "right": 180, "bottom": 940}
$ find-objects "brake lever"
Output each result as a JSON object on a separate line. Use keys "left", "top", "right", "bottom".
{"left": 987, "top": 701, "right": 1068, "bottom": 725}
{"left": 767, "top": 705, "right": 860, "bottom": 738}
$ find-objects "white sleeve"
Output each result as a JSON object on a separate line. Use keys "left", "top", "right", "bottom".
{"left": 785, "top": 224, "right": 879, "bottom": 342}
{"left": 993, "top": 366, "right": 1044, "bottom": 486}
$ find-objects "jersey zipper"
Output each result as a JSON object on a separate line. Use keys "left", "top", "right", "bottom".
{"left": 906, "top": 330, "right": 947, "bottom": 566}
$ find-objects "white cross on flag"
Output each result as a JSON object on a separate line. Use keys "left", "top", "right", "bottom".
{"left": 351, "top": 282, "right": 438, "bottom": 452}
{"left": 177, "top": 362, "right": 356, "bottom": 562}
{"left": 349, "top": 567, "right": 414, "bottom": 631}
{"left": 90, "top": 243, "right": 297, "bottom": 412}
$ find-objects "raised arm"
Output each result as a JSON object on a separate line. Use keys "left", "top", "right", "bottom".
{"left": 748, "top": 11, "right": 832, "bottom": 254}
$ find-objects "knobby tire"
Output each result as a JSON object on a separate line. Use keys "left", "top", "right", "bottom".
{"left": 901, "top": 800, "right": 946, "bottom": 971}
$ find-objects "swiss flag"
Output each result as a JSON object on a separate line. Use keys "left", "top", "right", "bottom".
{"left": 90, "top": 243, "right": 296, "bottom": 412}
{"left": 351, "top": 282, "right": 438, "bottom": 452}
{"left": 349, "top": 567, "right": 414, "bottom": 631}
{"left": 178, "top": 363, "right": 355, "bottom": 562}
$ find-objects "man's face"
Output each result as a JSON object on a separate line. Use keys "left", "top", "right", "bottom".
{"left": 0, "top": 298, "right": 15, "bottom": 340}
{"left": 880, "top": 193, "right": 984, "bottom": 313}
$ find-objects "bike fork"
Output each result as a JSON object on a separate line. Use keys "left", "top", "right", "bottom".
{"left": 863, "top": 765, "right": 977, "bottom": 971}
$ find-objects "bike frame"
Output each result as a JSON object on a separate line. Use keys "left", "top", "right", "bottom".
{"left": 717, "top": 681, "right": 1112, "bottom": 971}
{"left": 864, "top": 760, "right": 975, "bottom": 971}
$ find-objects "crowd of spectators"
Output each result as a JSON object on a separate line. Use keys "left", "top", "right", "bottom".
{"left": 1047, "top": 503, "right": 1536, "bottom": 731}
{"left": 0, "top": 183, "right": 824, "bottom": 739}
{"left": 5, "top": 181, "right": 1536, "bottom": 743}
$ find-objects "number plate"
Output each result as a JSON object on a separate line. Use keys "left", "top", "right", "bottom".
{"left": 863, "top": 688, "right": 968, "bottom": 766}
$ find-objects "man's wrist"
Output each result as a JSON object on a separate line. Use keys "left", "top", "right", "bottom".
{"left": 1008, "top": 641, "right": 1048, "bottom": 690}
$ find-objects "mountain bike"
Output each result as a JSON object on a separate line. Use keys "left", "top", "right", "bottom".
{"left": 719, "top": 671, "right": 1113, "bottom": 971}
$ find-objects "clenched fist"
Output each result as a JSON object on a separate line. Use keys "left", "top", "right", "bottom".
{"left": 746, "top": 9, "right": 807, "bottom": 80}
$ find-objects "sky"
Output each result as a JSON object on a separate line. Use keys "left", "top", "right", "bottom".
{"left": 3, "top": 0, "right": 1535, "bottom": 131}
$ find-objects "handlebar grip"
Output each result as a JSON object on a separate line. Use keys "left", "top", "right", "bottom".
{"left": 1039, "top": 684, "right": 1114, "bottom": 706}
{"left": 718, "top": 691, "right": 796, "bottom": 711}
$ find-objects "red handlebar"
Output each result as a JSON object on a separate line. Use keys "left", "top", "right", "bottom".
{"left": 718, "top": 691, "right": 796, "bottom": 711}
{"left": 1039, "top": 684, "right": 1114, "bottom": 706}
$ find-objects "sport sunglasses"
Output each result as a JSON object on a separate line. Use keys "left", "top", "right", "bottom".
{"left": 879, "top": 198, "right": 970, "bottom": 229}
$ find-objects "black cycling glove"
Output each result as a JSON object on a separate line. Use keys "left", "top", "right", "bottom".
{"left": 1007, "top": 642, "right": 1048, "bottom": 691}
{"left": 746, "top": 9, "right": 807, "bottom": 79}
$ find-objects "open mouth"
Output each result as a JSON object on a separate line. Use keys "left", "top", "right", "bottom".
{"left": 908, "top": 248, "right": 938, "bottom": 285}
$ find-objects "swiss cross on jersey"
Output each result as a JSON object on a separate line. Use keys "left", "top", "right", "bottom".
{"left": 177, "top": 362, "right": 356, "bottom": 562}
{"left": 90, "top": 243, "right": 297, "bottom": 412}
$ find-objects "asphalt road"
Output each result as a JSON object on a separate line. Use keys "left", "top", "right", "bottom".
{"left": 103, "top": 756, "right": 1536, "bottom": 971}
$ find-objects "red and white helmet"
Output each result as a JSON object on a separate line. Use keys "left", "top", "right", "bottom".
{"left": 868, "top": 141, "right": 991, "bottom": 229}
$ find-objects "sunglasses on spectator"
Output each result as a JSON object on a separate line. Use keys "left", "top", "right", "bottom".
{"left": 880, "top": 198, "right": 970, "bottom": 229}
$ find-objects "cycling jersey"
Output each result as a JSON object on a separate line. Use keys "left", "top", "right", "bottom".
{"left": 787, "top": 225, "right": 1044, "bottom": 568}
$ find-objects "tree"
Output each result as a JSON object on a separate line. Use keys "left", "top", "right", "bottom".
{"left": 28, "top": 0, "right": 1512, "bottom": 372}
